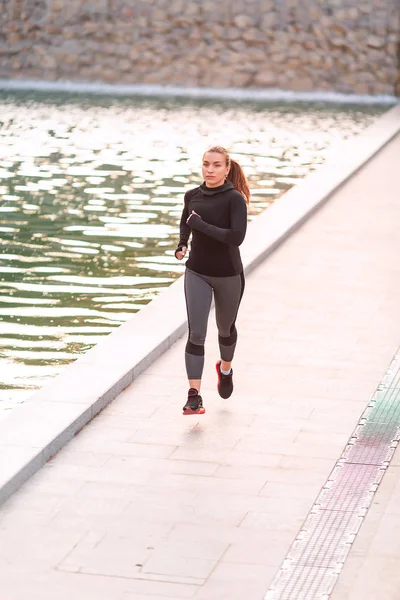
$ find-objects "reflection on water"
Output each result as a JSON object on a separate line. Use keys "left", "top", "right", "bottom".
{"left": 0, "top": 91, "right": 384, "bottom": 414}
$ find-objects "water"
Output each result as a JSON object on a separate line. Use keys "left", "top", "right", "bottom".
{"left": 0, "top": 91, "right": 385, "bottom": 415}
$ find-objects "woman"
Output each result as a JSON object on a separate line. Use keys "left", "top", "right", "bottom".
{"left": 175, "top": 146, "right": 250, "bottom": 415}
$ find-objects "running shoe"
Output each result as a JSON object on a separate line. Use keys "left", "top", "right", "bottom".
{"left": 216, "top": 361, "right": 233, "bottom": 399}
{"left": 182, "top": 388, "right": 205, "bottom": 415}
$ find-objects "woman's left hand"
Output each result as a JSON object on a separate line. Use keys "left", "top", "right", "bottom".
{"left": 186, "top": 210, "right": 200, "bottom": 224}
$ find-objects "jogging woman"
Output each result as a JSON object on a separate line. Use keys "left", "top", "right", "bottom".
{"left": 175, "top": 146, "right": 250, "bottom": 415}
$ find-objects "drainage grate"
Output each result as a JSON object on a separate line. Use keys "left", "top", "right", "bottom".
{"left": 316, "top": 463, "right": 384, "bottom": 512}
{"left": 265, "top": 350, "right": 400, "bottom": 600}
{"left": 287, "top": 510, "right": 363, "bottom": 569}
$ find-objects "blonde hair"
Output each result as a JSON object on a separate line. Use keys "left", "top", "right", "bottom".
{"left": 204, "top": 146, "right": 250, "bottom": 204}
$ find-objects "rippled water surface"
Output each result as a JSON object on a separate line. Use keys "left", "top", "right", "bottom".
{"left": 0, "top": 91, "right": 384, "bottom": 414}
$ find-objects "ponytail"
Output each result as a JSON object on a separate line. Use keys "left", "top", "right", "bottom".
{"left": 205, "top": 146, "right": 251, "bottom": 205}
{"left": 227, "top": 159, "right": 251, "bottom": 205}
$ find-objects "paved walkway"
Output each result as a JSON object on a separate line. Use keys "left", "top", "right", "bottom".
{"left": 0, "top": 133, "right": 399, "bottom": 600}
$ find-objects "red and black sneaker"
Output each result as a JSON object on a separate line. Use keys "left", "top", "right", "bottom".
{"left": 182, "top": 388, "right": 205, "bottom": 415}
{"left": 216, "top": 361, "right": 234, "bottom": 399}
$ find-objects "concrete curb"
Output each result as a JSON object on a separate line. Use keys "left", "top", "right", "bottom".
{"left": 0, "top": 78, "right": 397, "bottom": 105}
{"left": 0, "top": 104, "right": 399, "bottom": 507}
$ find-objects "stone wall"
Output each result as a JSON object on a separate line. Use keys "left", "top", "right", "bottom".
{"left": 1, "top": 0, "right": 399, "bottom": 96}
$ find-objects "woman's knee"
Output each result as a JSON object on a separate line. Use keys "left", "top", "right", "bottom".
{"left": 218, "top": 326, "right": 237, "bottom": 347}
{"left": 189, "top": 330, "right": 206, "bottom": 347}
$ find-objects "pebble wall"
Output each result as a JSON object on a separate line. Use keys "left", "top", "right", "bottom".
{"left": 1, "top": 0, "right": 399, "bottom": 96}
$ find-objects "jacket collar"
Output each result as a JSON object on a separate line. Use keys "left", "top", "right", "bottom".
{"left": 199, "top": 181, "right": 234, "bottom": 196}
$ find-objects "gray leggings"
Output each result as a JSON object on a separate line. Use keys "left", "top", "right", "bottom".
{"left": 184, "top": 268, "right": 245, "bottom": 380}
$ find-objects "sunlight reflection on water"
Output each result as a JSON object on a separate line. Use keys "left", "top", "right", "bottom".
{"left": 0, "top": 91, "right": 384, "bottom": 413}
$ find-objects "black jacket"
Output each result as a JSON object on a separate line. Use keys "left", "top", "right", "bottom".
{"left": 176, "top": 182, "right": 247, "bottom": 277}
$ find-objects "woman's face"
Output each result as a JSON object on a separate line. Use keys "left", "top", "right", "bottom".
{"left": 202, "top": 152, "right": 229, "bottom": 188}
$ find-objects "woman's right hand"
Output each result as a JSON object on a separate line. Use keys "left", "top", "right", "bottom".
{"left": 175, "top": 246, "right": 187, "bottom": 260}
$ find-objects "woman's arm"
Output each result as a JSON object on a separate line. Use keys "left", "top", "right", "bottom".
{"left": 175, "top": 193, "right": 191, "bottom": 257}
{"left": 187, "top": 195, "right": 247, "bottom": 246}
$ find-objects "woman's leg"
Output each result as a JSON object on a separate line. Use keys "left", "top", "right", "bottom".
{"left": 184, "top": 269, "right": 213, "bottom": 393}
{"left": 213, "top": 272, "right": 245, "bottom": 397}
{"left": 214, "top": 272, "right": 245, "bottom": 361}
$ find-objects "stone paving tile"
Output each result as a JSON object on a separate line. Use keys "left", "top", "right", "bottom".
{"left": 122, "top": 499, "right": 239, "bottom": 529}
{"left": 104, "top": 454, "right": 220, "bottom": 477}
{"left": 278, "top": 453, "right": 335, "bottom": 471}
{"left": 145, "top": 472, "right": 266, "bottom": 496}
{"left": 0, "top": 524, "right": 86, "bottom": 569}
{"left": 333, "top": 556, "right": 400, "bottom": 600}
{"left": 121, "top": 596, "right": 187, "bottom": 600}
{"left": 223, "top": 531, "right": 295, "bottom": 567}
{"left": 140, "top": 545, "right": 224, "bottom": 583}
{"left": 258, "top": 478, "right": 324, "bottom": 501}
{"left": 0, "top": 564, "right": 199, "bottom": 600}
{"left": 72, "top": 423, "right": 138, "bottom": 444}
{"left": 0, "top": 568, "right": 124, "bottom": 600}
{"left": 52, "top": 448, "right": 112, "bottom": 468}
{"left": 239, "top": 509, "right": 305, "bottom": 533}
{"left": 169, "top": 445, "right": 280, "bottom": 468}
{"left": 213, "top": 463, "right": 279, "bottom": 481}
{"left": 0, "top": 487, "right": 71, "bottom": 516}
{"left": 193, "top": 562, "right": 277, "bottom": 599}
{"left": 234, "top": 430, "right": 349, "bottom": 459}
{"left": 69, "top": 436, "right": 178, "bottom": 457}
{"left": 359, "top": 512, "right": 400, "bottom": 558}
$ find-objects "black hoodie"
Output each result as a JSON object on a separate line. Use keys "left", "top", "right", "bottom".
{"left": 176, "top": 182, "right": 247, "bottom": 277}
